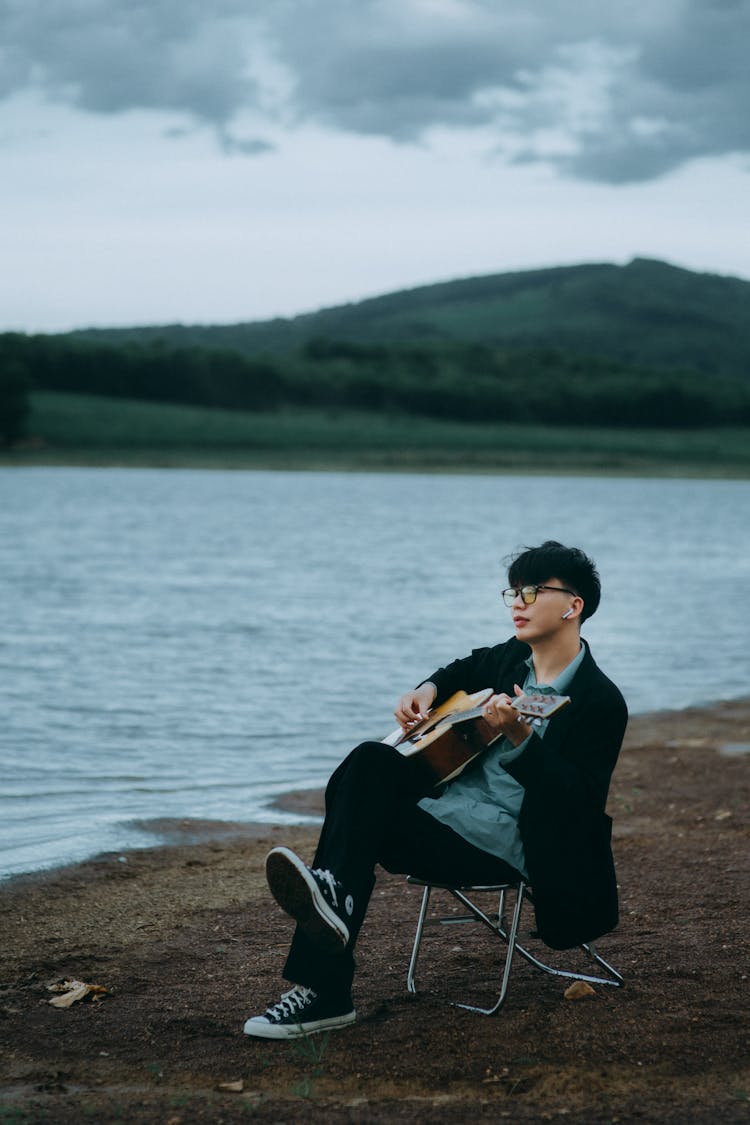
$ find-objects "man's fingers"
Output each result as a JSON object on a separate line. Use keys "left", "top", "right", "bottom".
{"left": 484, "top": 693, "right": 512, "bottom": 714}
{"left": 395, "top": 695, "right": 423, "bottom": 725}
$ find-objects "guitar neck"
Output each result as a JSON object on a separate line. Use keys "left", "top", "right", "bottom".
{"left": 433, "top": 694, "right": 570, "bottom": 730}
{"left": 384, "top": 689, "right": 570, "bottom": 751}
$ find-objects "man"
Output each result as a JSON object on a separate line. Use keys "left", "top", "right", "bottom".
{"left": 243, "top": 541, "right": 628, "bottom": 1039}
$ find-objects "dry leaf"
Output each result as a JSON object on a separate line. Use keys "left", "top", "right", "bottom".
{"left": 564, "top": 981, "right": 596, "bottom": 1000}
{"left": 47, "top": 980, "right": 108, "bottom": 1007}
{"left": 217, "top": 1080, "right": 244, "bottom": 1093}
{"left": 48, "top": 979, "right": 78, "bottom": 992}
{"left": 49, "top": 985, "right": 89, "bottom": 1008}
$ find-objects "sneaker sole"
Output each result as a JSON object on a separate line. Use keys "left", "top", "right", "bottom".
{"left": 243, "top": 1009, "right": 356, "bottom": 1039}
{"left": 265, "top": 847, "right": 350, "bottom": 953}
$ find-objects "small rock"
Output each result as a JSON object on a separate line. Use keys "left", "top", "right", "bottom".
{"left": 564, "top": 981, "right": 596, "bottom": 1000}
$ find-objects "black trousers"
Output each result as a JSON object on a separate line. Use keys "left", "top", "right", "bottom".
{"left": 282, "top": 741, "right": 522, "bottom": 999}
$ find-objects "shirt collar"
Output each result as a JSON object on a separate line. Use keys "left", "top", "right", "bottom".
{"left": 524, "top": 640, "right": 586, "bottom": 694}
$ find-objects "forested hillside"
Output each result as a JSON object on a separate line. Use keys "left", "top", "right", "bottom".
{"left": 2, "top": 258, "right": 750, "bottom": 446}
{"left": 3, "top": 333, "right": 749, "bottom": 430}
{"left": 68, "top": 258, "right": 750, "bottom": 381}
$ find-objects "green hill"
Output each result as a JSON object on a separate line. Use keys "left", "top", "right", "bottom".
{"left": 4, "top": 258, "right": 750, "bottom": 448}
{"left": 69, "top": 258, "right": 750, "bottom": 382}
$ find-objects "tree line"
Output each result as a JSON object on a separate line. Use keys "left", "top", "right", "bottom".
{"left": 2, "top": 330, "right": 749, "bottom": 446}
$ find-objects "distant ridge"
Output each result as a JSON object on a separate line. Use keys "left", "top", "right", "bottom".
{"left": 70, "top": 258, "right": 750, "bottom": 381}
{"left": 7, "top": 257, "right": 750, "bottom": 436}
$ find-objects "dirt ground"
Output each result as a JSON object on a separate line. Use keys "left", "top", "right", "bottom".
{"left": 1, "top": 700, "right": 748, "bottom": 1123}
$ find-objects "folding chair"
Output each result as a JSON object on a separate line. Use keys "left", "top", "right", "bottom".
{"left": 406, "top": 877, "right": 624, "bottom": 1015}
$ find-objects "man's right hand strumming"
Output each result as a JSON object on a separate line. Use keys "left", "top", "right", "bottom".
{"left": 394, "top": 683, "right": 437, "bottom": 731}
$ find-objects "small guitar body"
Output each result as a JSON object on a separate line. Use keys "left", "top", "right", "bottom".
{"left": 382, "top": 688, "right": 570, "bottom": 783}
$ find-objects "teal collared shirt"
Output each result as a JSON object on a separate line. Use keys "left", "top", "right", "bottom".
{"left": 417, "top": 643, "right": 586, "bottom": 876}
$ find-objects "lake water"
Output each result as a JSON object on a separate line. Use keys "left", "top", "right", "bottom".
{"left": 1, "top": 467, "right": 748, "bottom": 880}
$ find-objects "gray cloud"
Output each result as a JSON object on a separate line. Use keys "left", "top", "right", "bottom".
{"left": 1, "top": 0, "right": 270, "bottom": 150}
{"left": 1, "top": 0, "right": 749, "bottom": 181}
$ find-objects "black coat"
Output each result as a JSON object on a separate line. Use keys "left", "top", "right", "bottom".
{"left": 426, "top": 637, "right": 628, "bottom": 949}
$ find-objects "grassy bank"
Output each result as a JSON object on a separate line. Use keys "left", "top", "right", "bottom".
{"left": 4, "top": 391, "right": 750, "bottom": 476}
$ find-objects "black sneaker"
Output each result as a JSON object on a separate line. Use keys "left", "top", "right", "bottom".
{"left": 243, "top": 985, "right": 355, "bottom": 1039}
{"left": 265, "top": 846, "right": 354, "bottom": 954}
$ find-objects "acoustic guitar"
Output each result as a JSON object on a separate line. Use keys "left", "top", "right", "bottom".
{"left": 382, "top": 688, "right": 570, "bottom": 783}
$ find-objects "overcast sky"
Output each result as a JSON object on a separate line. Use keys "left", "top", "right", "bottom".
{"left": 2, "top": 0, "right": 749, "bottom": 332}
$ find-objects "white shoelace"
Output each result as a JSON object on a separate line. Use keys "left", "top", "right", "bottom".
{"left": 265, "top": 985, "right": 316, "bottom": 1021}
{"left": 311, "top": 867, "right": 339, "bottom": 907}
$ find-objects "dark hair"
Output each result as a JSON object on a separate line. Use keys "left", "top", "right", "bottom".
{"left": 506, "top": 540, "right": 601, "bottom": 622}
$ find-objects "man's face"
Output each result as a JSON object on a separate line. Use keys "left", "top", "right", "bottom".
{"left": 507, "top": 576, "right": 577, "bottom": 644}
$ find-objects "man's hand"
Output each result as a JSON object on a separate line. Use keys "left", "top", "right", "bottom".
{"left": 394, "top": 683, "right": 437, "bottom": 731}
{"left": 482, "top": 684, "right": 532, "bottom": 747}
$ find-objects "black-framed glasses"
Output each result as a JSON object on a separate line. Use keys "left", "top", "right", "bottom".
{"left": 502, "top": 584, "right": 576, "bottom": 607}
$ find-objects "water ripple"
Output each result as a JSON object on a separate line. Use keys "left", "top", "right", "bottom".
{"left": 1, "top": 467, "right": 748, "bottom": 878}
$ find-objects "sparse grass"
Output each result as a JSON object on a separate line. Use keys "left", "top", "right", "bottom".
{"left": 3, "top": 390, "right": 750, "bottom": 476}
{"left": 289, "top": 1029, "right": 331, "bottom": 1098}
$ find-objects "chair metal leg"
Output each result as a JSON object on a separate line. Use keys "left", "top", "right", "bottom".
{"left": 407, "top": 883, "right": 432, "bottom": 994}
{"left": 405, "top": 878, "right": 624, "bottom": 1014}
{"left": 492, "top": 902, "right": 624, "bottom": 989}
{"left": 508, "top": 935, "right": 624, "bottom": 989}
{"left": 443, "top": 884, "right": 623, "bottom": 991}
{"left": 453, "top": 881, "right": 526, "bottom": 1015}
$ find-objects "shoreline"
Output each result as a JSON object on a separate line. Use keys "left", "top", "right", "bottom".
{"left": 2, "top": 697, "right": 746, "bottom": 891}
{"left": 3, "top": 449, "right": 750, "bottom": 479}
{"left": 2, "top": 696, "right": 749, "bottom": 891}
{"left": 1, "top": 696, "right": 748, "bottom": 1122}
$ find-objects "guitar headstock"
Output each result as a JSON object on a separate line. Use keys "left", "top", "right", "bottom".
{"left": 511, "top": 692, "right": 570, "bottom": 725}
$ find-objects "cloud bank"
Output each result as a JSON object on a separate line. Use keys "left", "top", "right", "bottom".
{"left": 2, "top": 0, "right": 748, "bottom": 182}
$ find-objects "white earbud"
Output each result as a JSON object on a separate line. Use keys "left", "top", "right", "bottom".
{"left": 561, "top": 609, "right": 574, "bottom": 620}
